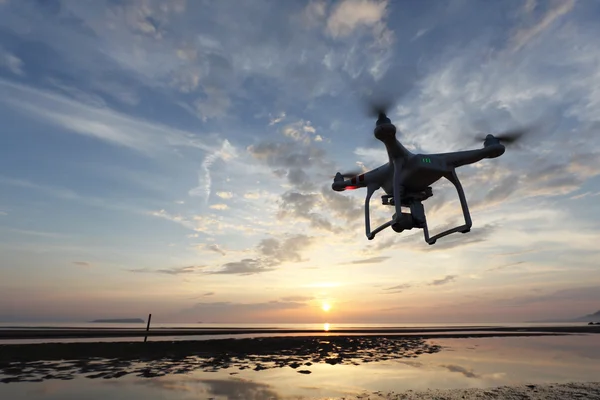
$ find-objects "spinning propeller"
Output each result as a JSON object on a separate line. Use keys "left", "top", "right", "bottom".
{"left": 473, "top": 125, "right": 536, "bottom": 148}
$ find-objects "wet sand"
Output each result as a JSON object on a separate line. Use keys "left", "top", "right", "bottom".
{"left": 1, "top": 326, "right": 599, "bottom": 398}
{"left": 355, "top": 382, "right": 600, "bottom": 399}
{"left": 0, "top": 335, "right": 444, "bottom": 382}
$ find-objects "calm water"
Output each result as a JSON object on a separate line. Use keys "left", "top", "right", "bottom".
{"left": 0, "top": 321, "right": 587, "bottom": 329}
{"left": 1, "top": 334, "right": 599, "bottom": 399}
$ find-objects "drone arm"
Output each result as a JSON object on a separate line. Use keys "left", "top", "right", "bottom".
{"left": 435, "top": 144, "right": 505, "bottom": 168}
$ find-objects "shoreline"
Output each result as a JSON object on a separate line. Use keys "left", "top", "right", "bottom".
{"left": 1, "top": 324, "right": 599, "bottom": 340}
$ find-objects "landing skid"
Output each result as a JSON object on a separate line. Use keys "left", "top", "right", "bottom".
{"left": 365, "top": 170, "right": 472, "bottom": 245}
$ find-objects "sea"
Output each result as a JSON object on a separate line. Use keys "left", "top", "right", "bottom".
{"left": 0, "top": 321, "right": 587, "bottom": 330}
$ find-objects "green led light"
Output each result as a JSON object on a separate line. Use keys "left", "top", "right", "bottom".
{"left": 422, "top": 157, "right": 431, "bottom": 163}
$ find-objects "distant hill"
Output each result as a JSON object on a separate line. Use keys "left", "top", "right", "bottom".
{"left": 90, "top": 318, "right": 144, "bottom": 323}
{"left": 530, "top": 310, "right": 600, "bottom": 323}
{"left": 573, "top": 310, "right": 600, "bottom": 322}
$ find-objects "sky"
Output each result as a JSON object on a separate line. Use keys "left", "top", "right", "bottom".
{"left": 0, "top": 0, "right": 599, "bottom": 324}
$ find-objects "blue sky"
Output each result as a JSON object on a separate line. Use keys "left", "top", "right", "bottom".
{"left": 1, "top": 0, "right": 599, "bottom": 323}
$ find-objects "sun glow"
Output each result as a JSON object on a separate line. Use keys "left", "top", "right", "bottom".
{"left": 322, "top": 302, "right": 331, "bottom": 312}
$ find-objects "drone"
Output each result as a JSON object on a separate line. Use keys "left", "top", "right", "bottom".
{"left": 331, "top": 107, "right": 531, "bottom": 245}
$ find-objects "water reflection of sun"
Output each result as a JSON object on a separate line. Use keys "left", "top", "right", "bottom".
{"left": 321, "top": 302, "right": 331, "bottom": 312}
{"left": 323, "top": 323, "right": 330, "bottom": 331}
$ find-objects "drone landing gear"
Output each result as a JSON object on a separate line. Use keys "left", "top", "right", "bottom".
{"left": 422, "top": 170, "right": 472, "bottom": 245}
{"left": 364, "top": 170, "right": 472, "bottom": 245}
{"left": 364, "top": 186, "right": 431, "bottom": 240}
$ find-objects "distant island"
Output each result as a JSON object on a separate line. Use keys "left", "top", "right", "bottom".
{"left": 90, "top": 318, "right": 145, "bottom": 323}
{"left": 529, "top": 310, "right": 600, "bottom": 323}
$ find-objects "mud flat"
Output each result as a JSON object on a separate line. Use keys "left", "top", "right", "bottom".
{"left": 0, "top": 335, "right": 444, "bottom": 382}
{"left": 354, "top": 381, "right": 600, "bottom": 399}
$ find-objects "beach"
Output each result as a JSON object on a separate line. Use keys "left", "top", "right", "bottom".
{"left": 1, "top": 324, "right": 599, "bottom": 399}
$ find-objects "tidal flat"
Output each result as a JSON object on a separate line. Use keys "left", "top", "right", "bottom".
{"left": 1, "top": 328, "right": 599, "bottom": 399}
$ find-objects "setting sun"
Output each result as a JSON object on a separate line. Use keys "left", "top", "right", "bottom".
{"left": 322, "top": 302, "right": 331, "bottom": 312}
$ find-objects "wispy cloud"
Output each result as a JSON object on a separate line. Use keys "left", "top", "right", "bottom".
{"left": 129, "top": 265, "right": 205, "bottom": 275}
{"left": 0, "top": 45, "right": 24, "bottom": 75}
{"left": 0, "top": 79, "right": 222, "bottom": 157}
{"left": 429, "top": 275, "right": 458, "bottom": 286}
{"left": 346, "top": 256, "right": 390, "bottom": 265}
{"left": 189, "top": 139, "right": 237, "bottom": 204}
{"left": 1, "top": 228, "right": 69, "bottom": 239}
{"left": 72, "top": 261, "right": 91, "bottom": 267}
{"left": 510, "top": 0, "right": 577, "bottom": 52}
{"left": 383, "top": 283, "right": 412, "bottom": 294}
{"left": 178, "top": 299, "right": 309, "bottom": 322}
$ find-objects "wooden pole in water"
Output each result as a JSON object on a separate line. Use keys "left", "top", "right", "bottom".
{"left": 144, "top": 313, "right": 152, "bottom": 342}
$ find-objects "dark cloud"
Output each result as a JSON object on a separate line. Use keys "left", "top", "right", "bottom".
{"left": 206, "top": 244, "right": 226, "bottom": 256}
{"left": 129, "top": 266, "right": 205, "bottom": 275}
{"left": 286, "top": 168, "right": 313, "bottom": 189}
{"left": 378, "top": 305, "right": 413, "bottom": 312}
{"left": 280, "top": 295, "right": 313, "bottom": 302}
{"left": 277, "top": 191, "right": 335, "bottom": 232}
{"left": 486, "top": 261, "right": 526, "bottom": 272}
{"left": 188, "top": 291, "right": 216, "bottom": 300}
{"left": 482, "top": 175, "right": 520, "bottom": 205}
{"left": 257, "top": 234, "right": 314, "bottom": 265}
{"left": 248, "top": 136, "right": 366, "bottom": 235}
{"left": 492, "top": 249, "right": 541, "bottom": 257}
{"left": 347, "top": 256, "right": 390, "bottom": 265}
{"left": 366, "top": 236, "right": 402, "bottom": 253}
{"left": 319, "top": 184, "right": 363, "bottom": 224}
{"left": 192, "top": 301, "right": 306, "bottom": 311}
{"left": 440, "top": 364, "right": 480, "bottom": 378}
{"left": 208, "top": 234, "right": 315, "bottom": 275}
{"left": 247, "top": 142, "right": 330, "bottom": 172}
{"left": 132, "top": 375, "right": 283, "bottom": 399}
{"left": 208, "top": 259, "right": 271, "bottom": 276}
{"left": 383, "top": 283, "right": 412, "bottom": 294}
{"left": 194, "top": 379, "right": 282, "bottom": 400}
{"left": 177, "top": 299, "right": 309, "bottom": 322}
{"left": 429, "top": 275, "right": 457, "bottom": 286}
{"left": 130, "top": 234, "right": 315, "bottom": 277}
{"left": 72, "top": 261, "right": 90, "bottom": 267}
{"left": 464, "top": 144, "right": 600, "bottom": 212}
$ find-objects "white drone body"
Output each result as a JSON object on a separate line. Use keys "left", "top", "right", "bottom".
{"left": 331, "top": 113, "right": 513, "bottom": 245}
